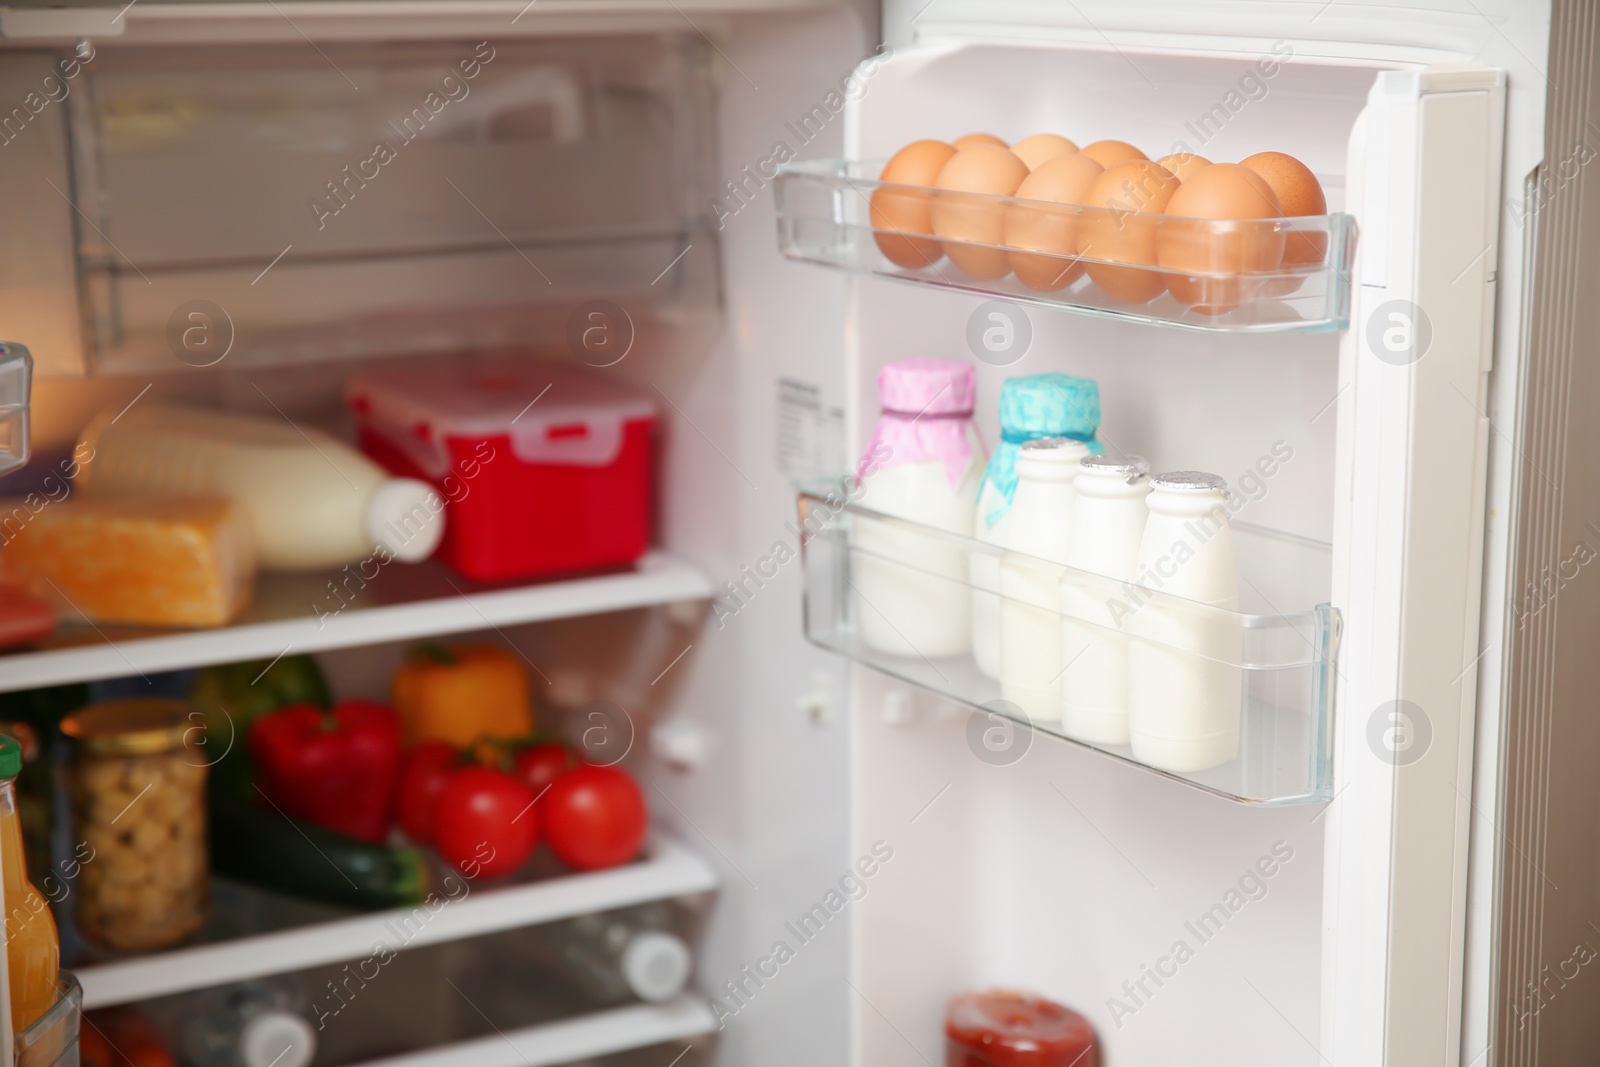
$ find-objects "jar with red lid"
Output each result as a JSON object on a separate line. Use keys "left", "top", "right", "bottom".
{"left": 944, "top": 989, "right": 1099, "bottom": 1067}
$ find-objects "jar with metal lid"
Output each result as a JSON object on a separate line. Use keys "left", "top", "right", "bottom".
{"left": 62, "top": 699, "right": 208, "bottom": 952}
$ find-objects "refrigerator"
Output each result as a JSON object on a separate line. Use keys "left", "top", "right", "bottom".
{"left": 0, "top": 0, "right": 1586, "bottom": 1064}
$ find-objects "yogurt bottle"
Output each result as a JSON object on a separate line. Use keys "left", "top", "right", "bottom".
{"left": 999, "top": 437, "right": 1090, "bottom": 725}
{"left": 1125, "top": 472, "right": 1242, "bottom": 772}
{"left": 1059, "top": 456, "right": 1150, "bottom": 745}
{"left": 852, "top": 359, "right": 985, "bottom": 658}
{"left": 972, "top": 374, "right": 1100, "bottom": 679}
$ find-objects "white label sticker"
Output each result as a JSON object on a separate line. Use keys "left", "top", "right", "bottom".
{"left": 776, "top": 377, "right": 843, "bottom": 481}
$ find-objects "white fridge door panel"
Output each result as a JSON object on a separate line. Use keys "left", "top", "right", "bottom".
{"left": 828, "top": 34, "right": 1372, "bottom": 1067}
{"left": 1326, "top": 66, "right": 1502, "bottom": 1067}
{"left": 851, "top": 668, "right": 1329, "bottom": 1067}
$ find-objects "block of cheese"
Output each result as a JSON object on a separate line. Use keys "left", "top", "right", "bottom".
{"left": 1, "top": 496, "right": 254, "bottom": 628}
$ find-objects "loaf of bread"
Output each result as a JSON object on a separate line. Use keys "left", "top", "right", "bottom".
{"left": 1, "top": 496, "right": 254, "bottom": 628}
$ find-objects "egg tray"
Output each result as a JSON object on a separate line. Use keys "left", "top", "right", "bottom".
{"left": 773, "top": 159, "right": 1358, "bottom": 335}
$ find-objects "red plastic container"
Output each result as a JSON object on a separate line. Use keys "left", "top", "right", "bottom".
{"left": 346, "top": 358, "right": 656, "bottom": 582}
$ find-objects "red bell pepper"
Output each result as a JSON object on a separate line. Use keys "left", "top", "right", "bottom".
{"left": 249, "top": 700, "right": 403, "bottom": 844}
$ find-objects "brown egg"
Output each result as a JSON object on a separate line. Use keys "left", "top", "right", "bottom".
{"left": 1079, "top": 160, "right": 1180, "bottom": 304}
{"left": 1239, "top": 151, "right": 1328, "bottom": 293}
{"left": 1157, "top": 152, "right": 1213, "bottom": 184}
{"left": 1004, "top": 155, "right": 1105, "bottom": 291}
{"left": 871, "top": 140, "right": 959, "bottom": 269}
{"left": 1157, "top": 163, "right": 1284, "bottom": 315}
{"left": 1011, "top": 133, "right": 1080, "bottom": 170}
{"left": 931, "top": 145, "right": 1032, "bottom": 279}
{"left": 953, "top": 133, "right": 1008, "bottom": 151}
{"left": 1081, "top": 140, "right": 1148, "bottom": 168}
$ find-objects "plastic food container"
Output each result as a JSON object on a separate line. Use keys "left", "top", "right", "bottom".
{"left": 347, "top": 358, "right": 657, "bottom": 582}
{"left": 62, "top": 700, "right": 208, "bottom": 953}
{"left": 15, "top": 971, "right": 80, "bottom": 1067}
{"left": 944, "top": 989, "right": 1099, "bottom": 1067}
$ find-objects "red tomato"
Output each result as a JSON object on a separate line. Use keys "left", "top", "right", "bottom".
{"left": 544, "top": 765, "right": 647, "bottom": 871}
{"left": 79, "top": 1025, "right": 113, "bottom": 1067}
{"left": 512, "top": 742, "right": 576, "bottom": 800}
{"left": 432, "top": 767, "right": 539, "bottom": 879}
{"left": 396, "top": 741, "right": 460, "bottom": 844}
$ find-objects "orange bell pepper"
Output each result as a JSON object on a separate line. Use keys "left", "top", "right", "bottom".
{"left": 392, "top": 644, "right": 534, "bottom": 748}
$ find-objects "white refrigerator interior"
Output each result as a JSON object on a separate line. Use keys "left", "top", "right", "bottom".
{"left": 0, "top": 0, "right": 1576, "bottom": 1065}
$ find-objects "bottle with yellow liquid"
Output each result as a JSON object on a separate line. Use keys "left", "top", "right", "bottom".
{"left": 0, "top": 733, "right": 59, "bottom": 1037}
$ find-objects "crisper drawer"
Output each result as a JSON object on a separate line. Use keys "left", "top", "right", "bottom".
{"left": 2, "top": 33, "right": 718, "bottom": 376}
{"left": 797, "top": 481, "right": 1339, "bottom": 805}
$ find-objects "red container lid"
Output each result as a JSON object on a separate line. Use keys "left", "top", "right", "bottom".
{"left": 945, "top": 989, "right": 1099, "bottom": 1067}
{"left": 347, "top": 357, "right": 656, "bottom": 477}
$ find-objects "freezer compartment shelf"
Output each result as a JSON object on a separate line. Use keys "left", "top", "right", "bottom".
{"left": 75, "top": 834, "right": 717, "bottom": 1009}
{"left": 798, "top": 482, "right": 1339, "bottom": 805}
{"left": 774, "top": 160, "right": 1356, "bottom": 334}
{"left": 342, "top": 998, "right": 715, "bottom": 1067}
{"left": 0, "top": 551, "right": 711, "bottom": 696}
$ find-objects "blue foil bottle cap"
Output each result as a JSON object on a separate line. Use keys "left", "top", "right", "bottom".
{"left": 997, "top": 373, "right": 1101, "bottom": 439}
{"left": 978, "top": 373, "right": 1102, "bottom": 529}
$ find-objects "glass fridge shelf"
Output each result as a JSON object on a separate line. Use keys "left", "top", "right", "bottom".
{"left": 798, "top": 480, "right": 1340, "bottom": 805}
{"left": 774, "top": 159, "right": 1357, "bottom": 334}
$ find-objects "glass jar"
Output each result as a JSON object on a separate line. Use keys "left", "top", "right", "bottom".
{"left": 945, "top": 989, "right": 1099, "bottom": 1067}
{"left": 62, "top": 699, "right": 208, "bottom": 952}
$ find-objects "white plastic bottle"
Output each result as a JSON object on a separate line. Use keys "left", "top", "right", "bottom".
{"left": 853, "top": 359, "right": 985, "bottom": 658}
{"left": 528, "top": 904, "right": 693, "bottom": 1005}
{"left": 999, "top": 438, "right": 1089, "bottom": 725}
{"left": 1060, "top": 455, "right": 1150, "bottom": 745}
{"left": 971, "top": 374, "right": 1100, "bottom": 679}
{"left": 179, "top": 978, "right": 317, "bottom": 1067}
{"left": 1125, "top": 471, "right": 1242, "bottom": 772}
{"left": 76, "top": 405, "right": 444, "bottom": 571}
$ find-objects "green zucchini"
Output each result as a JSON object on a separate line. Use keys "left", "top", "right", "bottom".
{"left": 210, "top": 798, "right": 430, "bottom": 910}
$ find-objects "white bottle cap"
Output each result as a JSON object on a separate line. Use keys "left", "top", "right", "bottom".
{"left": 366, "top": 478, "right": 447, "bottom": 562}
{"left": 621, "top": 931, "right": 692, "bottom": 1003}
{"left": 240, "top": 1010, "right": 316, "bottom": 1067}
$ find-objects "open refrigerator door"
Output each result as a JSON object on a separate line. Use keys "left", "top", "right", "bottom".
{"left": 764, "top": 31, "right": 1504, "bottom": 1065}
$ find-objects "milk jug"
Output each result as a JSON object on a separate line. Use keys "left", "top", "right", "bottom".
{"left": 852, "top": 359, "right": 985, "bottom": 658}
{"left": 77, "top": 405, "right": 444, "bottom": 571}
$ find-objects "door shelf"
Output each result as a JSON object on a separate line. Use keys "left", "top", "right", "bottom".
{"left": 798, "top": 482, "right": 1340, "bottom": 805}
{"left": 341, "top": 997, "right": 716, "bottom": 1067}
{"left": 774, "top": 159, "right": 1356, "bottom": 334}
{"left": 0, "top": 551, "right": 711, "bottom": 696}
{"left": 74, "top": 834, "right": 718, "bottom": 1009}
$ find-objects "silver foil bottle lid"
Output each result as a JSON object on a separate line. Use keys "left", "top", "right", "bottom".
{"left": 1080, "top": 454, "right": 1151, "bottom": 483}
{"left": 1150, "top": 470, "right": 1227, "bottom": 492}
{"left": 1019, "top": 437, "right": 1091, "bottom": 466}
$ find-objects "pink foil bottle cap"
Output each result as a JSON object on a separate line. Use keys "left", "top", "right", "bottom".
{"left": 878, "top": 358, "right": 976, "bottom": 416}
